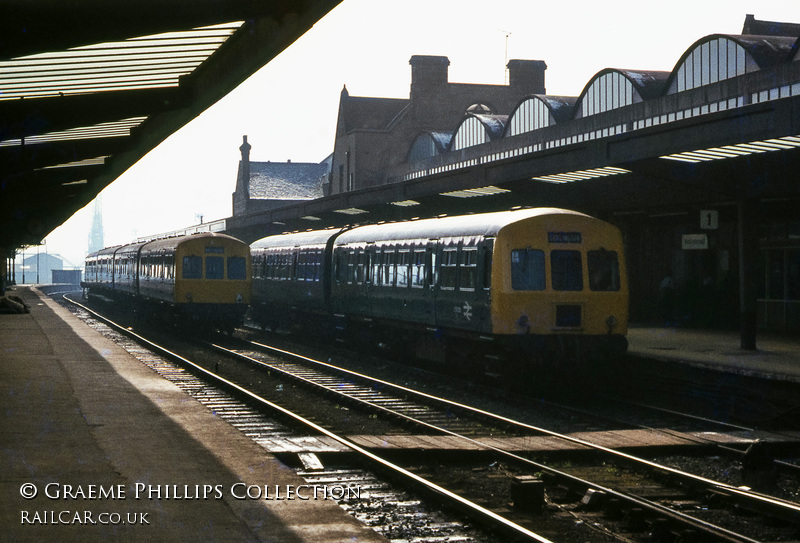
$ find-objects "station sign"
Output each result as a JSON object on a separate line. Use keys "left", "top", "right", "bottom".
{"left": 700, "top": 210, "right": 718, "bottom": 230}
{"left": 682, "top": 233, "right": 708, "bottom": 250}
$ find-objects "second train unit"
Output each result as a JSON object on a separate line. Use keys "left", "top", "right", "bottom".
{"left": 250, "top": 208, "right": 628, "bottom": 370}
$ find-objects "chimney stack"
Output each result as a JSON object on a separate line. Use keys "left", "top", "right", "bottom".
{"left": 507, "top": 60, "right": 547, "bottom": 94}
{"left": 409, "top": 55, "right": 450, "bottom": 100}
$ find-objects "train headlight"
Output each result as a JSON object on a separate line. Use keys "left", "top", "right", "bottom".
{"left": 185, "top": 293, "right": 193, "bottom": 303}
{"left": 605, "top": 315, "right": 618, "bottom": 330}
{"left": 236, "top": 293, "right": 243, "bottom": 304}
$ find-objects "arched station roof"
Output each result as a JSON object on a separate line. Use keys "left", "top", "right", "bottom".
{"left": 450, "top": 114, "right": 508, "bottom": 151}
{"left": 407, "top": 131, "right": 453, "bottom": 162}
{"left": 574, "top": 68, "right": 669, "bottom": 119}
{"left": 505, "top": 95, "right": 576, "bottom": 137}
{"left": 666, "top": 34, "right": 798, "bottom": 94}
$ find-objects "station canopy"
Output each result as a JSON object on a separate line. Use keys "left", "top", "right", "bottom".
{"left": 0, "top": 0, "right": 342, "bottom": 249}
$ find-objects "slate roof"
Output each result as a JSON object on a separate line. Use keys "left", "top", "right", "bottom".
{"left": 338, "top": 88, "right": 410, "bottom": 132}
{"left": 245, "top": 159, "right": 328, "bottom": 200}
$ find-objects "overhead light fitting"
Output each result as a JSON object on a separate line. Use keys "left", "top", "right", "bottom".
{"left": 660, "top": 135, "right": 800, "bottom": 163}
{"left": 440, "top": 185, "right": 511, "bottom": 198}
{"left": 41, "top": 156, "right": 108, "bottom": 170}
{"left": 530, "top": 166, "right": 631, "bottom": 184}
{"left": 389, "top": 200, "right": 421, "bottom": 207}
{"left": 334, "top": 207, "right": 369, "bottom": 215}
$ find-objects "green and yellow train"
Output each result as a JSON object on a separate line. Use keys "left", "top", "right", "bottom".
{"left": 82, "top": 232, "right": 251, "bottom": 332}
{"left": 250, "top": 208, "right": 628, "bottom": 370}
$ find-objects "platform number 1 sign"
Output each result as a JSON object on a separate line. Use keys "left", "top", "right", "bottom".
{"left": 700, "top": 210, "right": 718, "bottom": 230}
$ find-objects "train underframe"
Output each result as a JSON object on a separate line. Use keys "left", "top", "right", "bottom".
{"left": 250, "top": 301, "right": 627, "bottom": 391}
{"left": 83, "top": 286, "right": 247, "bottom": 334}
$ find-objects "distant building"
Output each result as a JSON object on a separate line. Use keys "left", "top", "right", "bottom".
{"left": 232, "top": 135, "right": 329, "bottom": 217}
{"left": 14, "top": 252, "right": 63, "bottom": 285}
{"left": 327, "top": 55, "right": 547, "bottom": 195}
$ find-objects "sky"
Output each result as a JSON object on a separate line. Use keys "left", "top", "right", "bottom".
{"left": 26, "top": 0, "right": 800, "bottom": 271}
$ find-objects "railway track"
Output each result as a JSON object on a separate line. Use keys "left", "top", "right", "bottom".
{"left": 212, "top": 337, "right": 800, "bottom": 538}
{"left": 62, "top": 294, "right": 800, "bottom": 542}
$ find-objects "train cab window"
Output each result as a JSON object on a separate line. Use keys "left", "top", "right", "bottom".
{"left": 227, "top": 256, "right": 246, "bottom": 280}
{"left": 459, "top": 248, "right": 478, "bottom": 291}
{"left": 511, "top": 249, "right": 545, "bottom": 291}
{"left": 440, "top": 248, "right": 458, "bottom": 290}
{"left": 206, "top": 256, "right": 224, "bottom": 280}
{"left": 551, "top": 250, "right": 583, "bottom": 291}
{"left": 587, "top": 249, "right": 620, "bottom": 291}
{"left": 183, "top": 256, "right": 202, "bottom": 279}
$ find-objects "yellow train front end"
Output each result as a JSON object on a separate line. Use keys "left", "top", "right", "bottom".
{"left": 171, "top": 234, "right": 252, "bottom": 331}
{"left": 490, "top": 211, "right": 628, "bottom": 361}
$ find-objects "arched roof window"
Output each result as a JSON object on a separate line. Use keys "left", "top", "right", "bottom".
{"left": 466, "top": 103, "right": 492, "bottom": 114}
{"left": 506, "top": 95, "right": 576, "bottom": 137}
{"left": 575, "top": 69, "right": 668, "bottom": 119}
{"left": 451, "top": 114, "right": 507, "bottom": 151}
{"left": 407, "top": 131, "right": 452, "bottom": 163}
{"left": 667, "top": 35, "right": 796, "bottom": 94}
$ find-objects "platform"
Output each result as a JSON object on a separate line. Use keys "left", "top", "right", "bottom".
{"left": 627, "top": 325, "right": 800, "bottom": 383}
{"left": 0, "top": 286, "right": 386, "bottom": 542}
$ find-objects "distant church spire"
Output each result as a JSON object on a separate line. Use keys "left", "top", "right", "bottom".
{"left": 88, "top": 197, "right": 104, "bottom": 253}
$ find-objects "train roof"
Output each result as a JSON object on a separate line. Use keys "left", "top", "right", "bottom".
{"left": 85, "top": 232, "right": 244, "bottom": 260}
{"left": 139, "top": 231, "right": 243, "bottom": 253}
{"left": 248, "top": 208, "right": 598, "bottom": 251}
{"left": 335, "top": 208, "right": 591, "bottom": 245}
{"left": 251, "top": 228, "right": 342, "bottom": 250}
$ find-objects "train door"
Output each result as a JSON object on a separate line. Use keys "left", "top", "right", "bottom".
{"left": 433, "top": 241, "right": 458, "bottom": 329}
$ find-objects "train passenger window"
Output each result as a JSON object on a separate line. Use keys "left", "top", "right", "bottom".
{"left": 411, "top": 250, "right": 426, "bottom": 288}
{"left": 459, "top": 248, "right": 478, "bottom": 291}
{"left": 297, "top": 251, "right": 308, "bottom": 281}
{"left": 365, "top": 251, "right": 374, "bottom": 284}
{"left": 227, "top": 256, "right": 246, "bottom": 280}
{"left": 397, "top": 250, "right": 410, "bottom": 287}
{"left": 551, "top": 250, "right": 583, "bottom": 291}
{"left": 587, "top": 250, "right": 620, "bottom": 291}
{"left": 511, "top": 249, "right": 545, "bottom": 291}
{"left": 440, "top": 248, "right": 458, "bottom": 289}
{"left": 382, "top": 250, "right": 396, "bottom": 286}
{"left": 355, "top": 251, "right": 363, "bottom": 284}
{"left": 372, "top": 251, "right": 383, "bottom": 286}
{"left": 338, "top": 251, "right": 348, "bottom": 283}
{"left": 206, "top": 256, "right": 224, "bottom": 280}
{"left": 270, "top": 254, "right": 279, "bottom": 279}
{"left": 313, "top": 251, "right": 322, "bottom": 282}
{"left": 182, "top": 256, "right": 202, "bottom": 279}
{"left": 348, "top": 250, "right": 358, "bottom": 284}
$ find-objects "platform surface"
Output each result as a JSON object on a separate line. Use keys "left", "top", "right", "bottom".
{"left": 627, "top": 325, "right": 800, "bottom": 383}
{"left": 0, "top": 286, "right": 386, "bottom": 542}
